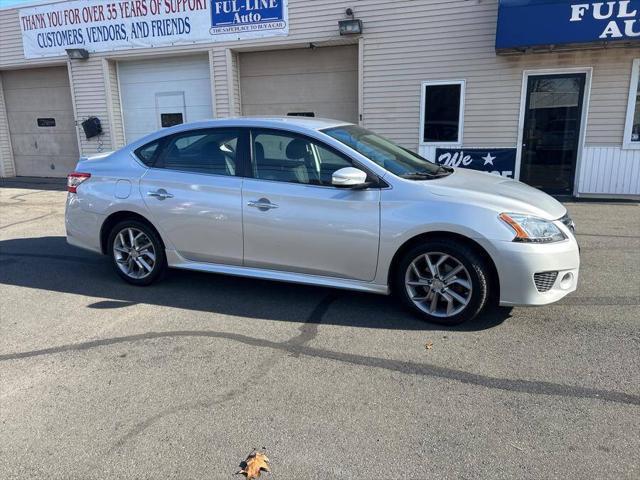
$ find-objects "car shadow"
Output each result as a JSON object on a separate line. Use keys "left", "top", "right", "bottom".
{"left": 0, "top": 236, "right": 512, "bottom": 331}
{"left": 0, "top": 177, "right": 67, "bottom": 191}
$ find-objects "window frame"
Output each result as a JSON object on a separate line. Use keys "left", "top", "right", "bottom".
{"left": 419, "top": 79, "right": 466, "bottom": 147}
{"left": 135, "top": 127, "right": 249, "bottom": 177}
{"left": 247, "top": 128, "right": 385, "bottom": 189}
{"left": 623, "top": 58, "right": 640, "bottom": 150}
{"left": 133, "top": 137, "right": 167, "bottom": 167}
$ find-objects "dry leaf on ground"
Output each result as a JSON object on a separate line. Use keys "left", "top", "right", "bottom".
{"left": 235, "top": 451, "right": 271, "bottom": 479}
{"left": 425, "top": 340, "right": 433, "bottom": 350}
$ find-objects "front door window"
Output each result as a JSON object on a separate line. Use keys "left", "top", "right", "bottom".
{"left": 251, "top": 130, "right": 353, "bottom": 186}
{"left": 520, "top": 73, "right": 586, "bottom": 195}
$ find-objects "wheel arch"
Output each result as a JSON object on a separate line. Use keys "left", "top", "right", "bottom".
{"left": 100, "top": 210, "right": 165, "bottom": 254}
{"left": 388, "top": 231, "right": 500, "bottom": 305}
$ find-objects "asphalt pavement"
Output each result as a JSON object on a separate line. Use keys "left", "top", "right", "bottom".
{"left": 0, "top": 181, "right": 638, "bottom": 479}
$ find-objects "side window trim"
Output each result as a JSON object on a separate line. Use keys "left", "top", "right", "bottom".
{"left": 134, "top": 137, "right": 167, "bottom": 167}
{"left": 248, "top": 128, "right": 384, "bottom": 188}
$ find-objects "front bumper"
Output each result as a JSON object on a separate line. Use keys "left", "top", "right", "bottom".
{"left": 490, "top": 236, "right": 580, "bottom": 306}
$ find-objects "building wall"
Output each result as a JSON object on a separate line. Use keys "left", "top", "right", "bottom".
{"left": 0, "top": 0, "right": 638, "bottom": 195}
{"left": 105, "top": 59, "right": 125, "bottom": 150}
{"left": 0, "top": 73, "right": 16, "bottom": 177}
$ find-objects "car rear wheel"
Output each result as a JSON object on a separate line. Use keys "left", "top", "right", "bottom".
{"left": 108, "top": 220, "right": 166, "bottom": 286}
{"left": 394, "top": 240, "right": 489, "bottom": 325}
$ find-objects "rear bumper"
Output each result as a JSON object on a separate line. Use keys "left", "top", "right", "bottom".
{"left": 65, "top": 193, "right": 104, "bottom": 254}
{"left": 491, "top": 237, "right": 580, "bottom": 306}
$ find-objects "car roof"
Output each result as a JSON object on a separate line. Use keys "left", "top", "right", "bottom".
{"left": 167, "top": 117, "right": 351, "bottom": 133}
{"left": 125, "top": 117, "right": 354, "bottom": 151}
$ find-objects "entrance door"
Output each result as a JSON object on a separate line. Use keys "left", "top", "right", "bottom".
{"left": 520, "top": 73, "right": 586, "bottom": 195}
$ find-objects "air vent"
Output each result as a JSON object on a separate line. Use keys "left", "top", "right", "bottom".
{"left": 534, "top": 271, "right": 558, "bottom": 293}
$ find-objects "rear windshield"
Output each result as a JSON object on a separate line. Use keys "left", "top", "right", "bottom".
{"left": 322, "top": 125, "right": 442, "bottom": 176}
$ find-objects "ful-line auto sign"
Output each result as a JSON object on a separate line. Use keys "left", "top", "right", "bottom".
{"left": 496, "top": 0, "right": 640, "bottom": 50}
{"left": 211, "top": 0, "right": 287, "bottom": 36}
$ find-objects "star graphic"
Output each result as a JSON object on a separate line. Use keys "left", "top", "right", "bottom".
{"left": 482, "top": 153, "right": 495, "bottom": 166}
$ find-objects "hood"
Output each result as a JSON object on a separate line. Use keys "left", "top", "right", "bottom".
{"left": 425, "top": 168, "right": 566, "bottom": 220}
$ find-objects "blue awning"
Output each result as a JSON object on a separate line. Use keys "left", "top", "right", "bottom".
{"left": 496, "top": 0, "right": 640, "bottom": 51}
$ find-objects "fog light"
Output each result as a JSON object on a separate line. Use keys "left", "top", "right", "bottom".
{"left": 560, "top": 272, "right": 574, "bottom": 290}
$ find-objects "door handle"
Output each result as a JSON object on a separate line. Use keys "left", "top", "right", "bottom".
{"left": 248, "top": 198, "right": 279, "bottom": 211}
{"left": 147, "top": 189, "right": 174, "bottom": 200}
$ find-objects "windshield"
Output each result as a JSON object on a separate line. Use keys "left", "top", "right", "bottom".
{"left": 322, "top": 125, "right": 447, "bottom": 177}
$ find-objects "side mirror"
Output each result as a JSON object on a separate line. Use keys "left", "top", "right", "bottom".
{"left": 331, "top": 167, "right": 369, "bottom": 188}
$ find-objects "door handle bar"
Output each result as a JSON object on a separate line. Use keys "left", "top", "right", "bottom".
{"left": 147, "top": 190, "right": 174, "bottom": 200}
{"left": 247, "top": 200, "right": 278, "bottom": 210}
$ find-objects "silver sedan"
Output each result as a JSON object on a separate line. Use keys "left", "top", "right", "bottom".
{"left": 65, "top": 118, "right": 579, "bottom": 325}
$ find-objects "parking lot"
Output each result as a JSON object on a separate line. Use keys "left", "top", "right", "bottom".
{"left": 0, "top": 179, "right": 638, "bottom": 479}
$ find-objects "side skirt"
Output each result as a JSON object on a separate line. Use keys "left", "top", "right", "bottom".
{"left": 165, "top": 250, "right": 390, "bottom": 295}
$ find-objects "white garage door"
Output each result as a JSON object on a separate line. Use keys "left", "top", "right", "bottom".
{"left": 240, "top": 46, "right": 358, "bottom": 123}
{"left": 118, "top": 55, "right": 213, "bottom": 143}
{"left": 3, "top": 67, "right": 79, "bottom": 177}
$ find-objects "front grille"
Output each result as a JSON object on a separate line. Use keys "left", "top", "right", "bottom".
{"left": 534, "top": 271, "right": 558, "bottom": 293}
{"left": 560, "top": 213, "right": 576, "bottom": 234}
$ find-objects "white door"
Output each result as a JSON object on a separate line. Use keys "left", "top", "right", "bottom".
{"left": 242, "top": 129, "right": 380, "bottom": 281}
{"left": 240, "top": 45, "right": 358, "bottom": 123}
{"left": 118, "top": 55, "right": 213, "bottom": 143}
{"left": 2, "top": 67, "right": 79, "bottom": 177}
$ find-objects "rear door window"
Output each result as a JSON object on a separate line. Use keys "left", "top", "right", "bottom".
{"left": 154, "top": 129, "right": 242, "bottom": 176}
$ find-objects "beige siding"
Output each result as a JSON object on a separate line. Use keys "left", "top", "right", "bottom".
{"left": 1, "top": 0, "right": 638, "bottom": 186}
{"left": 67, "top": 58, "right": 112, "bottom": 155}
{"left": 231, "top": 51, "right": 242, "bottom": 117}
{"left": 0, "top": 73, "right": 16, "bottom": 177}
{"left": 212, "top": 49, "right": 230, "bottom": 118}
{"left": 105, "top": 60, "right": 125, "bottom": 149}
{"left": 358, "top": 1, "right": 639, "bottom": 149}
{"left": 0, "top": 8, "right": 24, "bottom": 67}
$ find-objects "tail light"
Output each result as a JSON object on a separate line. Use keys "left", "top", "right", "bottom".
{"left": 67, "top": 172, "right": 91, "bottom": 193}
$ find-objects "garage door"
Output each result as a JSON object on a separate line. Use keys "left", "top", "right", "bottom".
{"left": 3, "top": 67, "right": 79, "bottom": 177}
{"left": 240, "top": 46, "right": 358, "bottom": 123}
{"left": 118, "top": 55, "right": 213, "bottom": 143}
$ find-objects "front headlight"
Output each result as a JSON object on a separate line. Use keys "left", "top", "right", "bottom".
{"left": 499, "top": 213, "right": 567, "bottom": 243}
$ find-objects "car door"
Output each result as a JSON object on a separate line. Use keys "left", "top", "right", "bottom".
{"left": 242, "top": 128, "right": 381, "bottom": 281}
{"left": 139, "top": 127, "right": 246, "bottom": 265}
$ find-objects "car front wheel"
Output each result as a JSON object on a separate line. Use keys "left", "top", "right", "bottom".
{"left": 107, "top": 220, "right": 166, "bottom": 286}
{"left": 394, "top": 240, "right": 489, "bottom": 325}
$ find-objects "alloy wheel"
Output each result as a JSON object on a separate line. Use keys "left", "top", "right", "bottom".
{"left": 113, "top": 227, "right": 157, "bottom": 280}
{"left": 404, "top": 251, "right": 473, "bottom": 318}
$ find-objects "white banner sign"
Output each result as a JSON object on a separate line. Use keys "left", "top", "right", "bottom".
{"left": 19, "top": 0, "right": 289, "bottom": 59}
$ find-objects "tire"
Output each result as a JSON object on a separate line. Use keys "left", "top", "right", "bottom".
{"left": 107, "top": 219, "right": 166, "bottom": 286}
{"left": 393, "top": 239, "right": 489, "bottom": 326}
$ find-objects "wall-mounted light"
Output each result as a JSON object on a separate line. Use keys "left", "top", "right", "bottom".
{"left": 65, "top": 48, "right": 89, "bottom": 60}
{"left": 339, "top": 8, "right": 363, "bottom": 35}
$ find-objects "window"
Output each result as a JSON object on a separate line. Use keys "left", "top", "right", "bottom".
{"left": 160, "top": 113, "right": 184, "bottom": 127}
{"left": 155, "top": 129, "right": 240, "bottom": 176}
{"left": 420, "top": 80, "right": 465, "bottom": 145}
{"left": 624, "top": 59, "right": 640, "bottom": 149}
{"left": 251, "top": 130, "right": 353, "bottom": 186}
{"left": 134, "top": 140, "right": 162, "bottom": 167}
